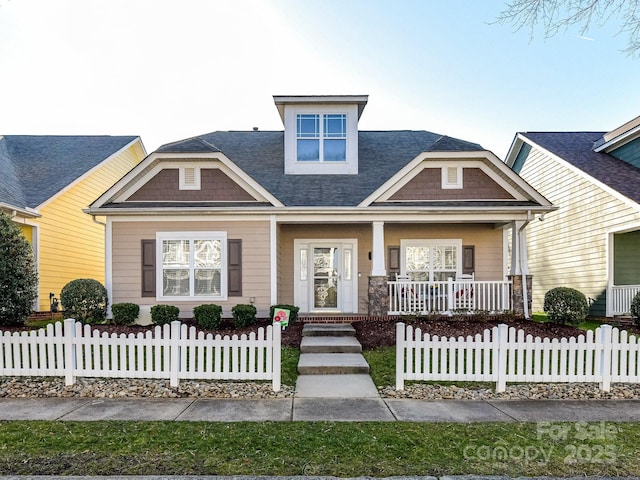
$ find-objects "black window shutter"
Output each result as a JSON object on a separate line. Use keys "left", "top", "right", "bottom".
{"left": 228, "top": 239, "right": 242, "bottom": 296}
{"left": 141, "top": 239, "right": 156, "bottom": 297}
{"left": 462, "top": 245, "right": 475, "bottom": 275}
{"left": 387, "top": 246, "right": 400, "bottom": 279}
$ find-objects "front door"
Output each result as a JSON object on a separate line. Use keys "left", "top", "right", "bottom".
{"left": 294, "top": 239, "right": 357, "bottom": 313}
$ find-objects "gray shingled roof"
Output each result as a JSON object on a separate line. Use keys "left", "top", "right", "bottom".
{"left": 522, "top": 132, "right": 640, "bottom": 205}
{"left": 0, "top": 135, "right": 138, "bottom": 210}
{"left": 156, "top": 130, "right": 483, "bottom": 206}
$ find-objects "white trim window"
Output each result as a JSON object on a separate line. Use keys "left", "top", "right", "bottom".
{"left": 157, "top": 231, "right": 227, "bottom": 300}
{"left": 296, "top": 113, "right": 347, "bottom": 162}
{"left": 401, "top": 239, "right": 462, "bottom": 281}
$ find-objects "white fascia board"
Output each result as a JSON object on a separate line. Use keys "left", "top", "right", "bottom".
{"left": 504, "top": 134, "right": 525, "bottom": 167}
{"left": 519, "top": 136, "right": 640, "bottom": 213}
{"left": 0, "top": 203, "right": 41, "bottom": 218}
{"left": 37, "top": 137, "right": 145, "bottom": 211}
{"left": 359, "top": 150, "right": 552, "bottom": 207}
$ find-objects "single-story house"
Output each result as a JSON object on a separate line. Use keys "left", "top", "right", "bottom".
{"left": 87, "top": 95, "right": 554, "bottom": 322}
{"left": 0, "top": 135, "right": 146, "bottom": 312}
{"left": 505, "top": 115, "right": 640, "bottom": 317}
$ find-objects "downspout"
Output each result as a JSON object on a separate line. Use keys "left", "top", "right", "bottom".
{"left": 518, "top": 211, "right": 532, "bottom": 319}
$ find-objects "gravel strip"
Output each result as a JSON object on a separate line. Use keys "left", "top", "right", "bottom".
{"left": 3, "top": 376, "right": 640, "bottom": 400}
{"left": 379, "top": 382, "right": 640, "bottom": 400}
{"left": 0, "top": 377, "right": 294, "bottom": 398}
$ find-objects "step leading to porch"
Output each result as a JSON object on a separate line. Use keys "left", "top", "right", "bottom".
{"left": 302, "top": 323, "right": 356, "bottom": 337}
{"left": 300, "top": 336, "right": 362, "bottom": 353}
{"left": 297, "top": 353, "right": 370, "bottom": 375}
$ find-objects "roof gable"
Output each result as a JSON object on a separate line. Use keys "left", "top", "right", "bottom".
{"left": 0, "top": 135, "right": 140, "bottom": 210}
{"left": 511, "top": 131, "right": 640, "bottom": 205}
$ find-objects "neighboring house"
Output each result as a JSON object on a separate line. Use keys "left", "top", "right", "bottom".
{"left": 0, "top": 135, "right": 147, "bottom": 312}
{"left": 87, "top": 95, "right": 554, "bottom": 322}
{"left": 505, "top": 115, "right": 640, "bottom": 318}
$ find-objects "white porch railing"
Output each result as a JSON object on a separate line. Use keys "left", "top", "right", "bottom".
{"left": 609, "top": 284, "right": 640, "bottom": 316}
{"left": 0, "top": 319, "right": 281, "bottom": 391}
{"left": 396, "top": 322, "right": 640, "bottom": 392}
{"left": 388, "top": 278, "right": 512, "bottom": 315}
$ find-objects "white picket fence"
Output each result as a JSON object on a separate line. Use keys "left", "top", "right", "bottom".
{"left": 0, "top": 319, "right": 281, "bottom": 391}
{"left": 396, "top": 322, "right": 640, "bottom": 392}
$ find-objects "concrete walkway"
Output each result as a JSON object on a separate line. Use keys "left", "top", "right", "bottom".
{"left": 2, "top": 396, "right": 640, "bottom": 422}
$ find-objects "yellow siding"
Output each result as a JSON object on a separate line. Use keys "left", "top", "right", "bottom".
{"left": 36, "top": 143, "right": 145, "bottom": 311}
{"left": 18, "top": 224, "right": 33, "bottom": 243}
{"left": 519, "top": 148, "right": 640, "bottom": 312}
{"left": 111, "top": 220, "right": 272, "bottom": 319}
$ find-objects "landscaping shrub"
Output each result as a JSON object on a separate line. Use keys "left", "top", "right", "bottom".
{"left": 630, "top": 292, "right": 640, "bottom": 323}
{"left": 269, "top": 304, "right": 300, "bottom": 324}
{"left": 0, "top": 212, "right": 38, "bottom": 326}
{"left": 110, "top": 303, "right": 139, "bottom": 325}
{"left": 193, "top": 304, "right": 222, "bottom": 329}
{"left": 60, "top": 278, "right": 108, "bottom": 324}
{"left": 231, "top": 304, "right": 257, "bottom": 328}
{"left": 150, "top": 304, "right": 180, "bottom": 325}
{"left": 543, "top": 287, "right": 589, "bottom": 326}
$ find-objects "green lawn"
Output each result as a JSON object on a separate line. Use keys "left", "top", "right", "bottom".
{"left": 1, "top": 420, "right": 639, "bottom": 476}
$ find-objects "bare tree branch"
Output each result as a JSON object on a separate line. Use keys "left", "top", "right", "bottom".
{"left": 495, "top": 0, "right": 640, "bottom": 57}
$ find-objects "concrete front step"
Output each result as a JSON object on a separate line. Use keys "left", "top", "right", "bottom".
{"left": 298, "top": 353, "right": 370, "bottom": 375}
{"left": 302, "top": 323, "right": 356, "bottom": 337}
{"left": 300, "top": 336, "right": 362, "bottom": 354}
{"left": 295, "top": 374, "right": 380, "bottom": 398}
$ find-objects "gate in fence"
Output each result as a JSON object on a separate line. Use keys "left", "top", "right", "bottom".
{"left": 396, "top": 322, "right": 640, "bottom": 392}
{"left": 0, "top": 319, "right": 281, "bottom": 391}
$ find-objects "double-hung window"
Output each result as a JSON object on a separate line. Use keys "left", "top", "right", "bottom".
{"left": 157, "top": 231, "right": 227, "bottom": 300}
{"left": 296, "top": 113, "right": 346, "bottom": 162}
{"left": 401, "top": 239, "right": 461, "bottom": 281}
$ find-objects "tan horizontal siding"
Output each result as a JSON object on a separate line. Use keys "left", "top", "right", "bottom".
{"left": 111, "top": 220, "right": 271, "bottom": 318}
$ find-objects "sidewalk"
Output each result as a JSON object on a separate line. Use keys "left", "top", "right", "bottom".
{"left": 2, "top": 396, "right": 640, "bottom": 422}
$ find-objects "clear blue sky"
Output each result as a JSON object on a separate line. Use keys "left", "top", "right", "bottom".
{"left": 0, "top": 0, "right": 638, "bottom": 159}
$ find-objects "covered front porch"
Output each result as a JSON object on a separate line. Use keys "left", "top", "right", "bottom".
{"left": 606, "top": 229, "right": 640, "bottom": 317}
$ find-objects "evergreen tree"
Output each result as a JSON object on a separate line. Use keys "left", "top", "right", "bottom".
{"left": 0, "top": 212, "right": 38, "bottom": 326}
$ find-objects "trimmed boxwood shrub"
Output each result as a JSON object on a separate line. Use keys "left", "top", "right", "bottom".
{"left": 630, "top": 292, "right": 640, "bottom": 322}
{"left": 543, "top": 287, "right": 589, "bottom": 326}
{"left": 269, "top": 304, "right": 300, "bottom": 324}
{"left": 231, "top": 304, "right": 257, "bottom": 328}
{"left": 150, "top": 304, "right": 180, "bottom": 325}
{"left": 193, "top": 304, "right": 222, "bottom": 330}
{"left": 110, "top": 303, "right": 139, "bottom": 325}
{"left": 60, "top": 278, "right": 108, "bottom": 324}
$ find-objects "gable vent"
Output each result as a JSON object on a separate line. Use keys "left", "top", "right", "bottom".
{"left": 179, "top": 166, "right": 201, "bottom": 190}
{"left": 442, "top": 166, "right": 462, "bottom": 189}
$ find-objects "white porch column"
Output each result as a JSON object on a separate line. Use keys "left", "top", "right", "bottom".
{"left": 510, "top": 220, "right": 531, "bottom": 275}
{"left": 270, "top": 215, "right": 278, "bottom": 306}
{"left": 371, "top": 221, "right": 386, "bottom": 276}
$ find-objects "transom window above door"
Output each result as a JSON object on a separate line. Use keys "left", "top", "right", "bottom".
{"left": 400, "top": 239, "right": 462, "bottom": 281}
{"left": 296, "top": 113, "right": 347, "bottom": 162}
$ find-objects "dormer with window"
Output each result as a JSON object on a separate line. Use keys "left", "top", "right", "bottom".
{"left": 274, "top": 95, "right": 368, "bottom": 175}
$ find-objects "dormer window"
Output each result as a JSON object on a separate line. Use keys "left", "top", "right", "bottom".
{"left": 275, "top": 95, "right": 367, "bottom": 175}
{"left": 297, "top": 114, "right": 347, "bottom": 162}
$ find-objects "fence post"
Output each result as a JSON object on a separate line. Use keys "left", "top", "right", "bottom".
{"left": 495, "top": 324, "right": 508, "bottom": 392}
{"left": 63, "top": 318, "right": 76, "bottom": 386}
{"left": 169, "top": 321, "right": 181, "bottom": 387}
{"left": 272, "top": 324, "right": 281, "bottom": 392}
{"left": 396, "top": 322, "right": 405, "bottom": 390}
{"left": 599, "top": 324, "right": 612, "bottom": 392}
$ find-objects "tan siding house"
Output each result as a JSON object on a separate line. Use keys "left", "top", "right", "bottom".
{"left": 88, "top": 95, "right": 554, "bottom": 322}
{"left": 506, "top": 116, "right": 640, "bottom": 317}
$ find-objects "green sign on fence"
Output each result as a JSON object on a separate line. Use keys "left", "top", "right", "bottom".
{"left": 272, "top": 308, "right": 290, "bottom": 329}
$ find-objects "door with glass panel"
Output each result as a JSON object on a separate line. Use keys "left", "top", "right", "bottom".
{"left": 294, "top": 240, "right": 357, "bottom": 313}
